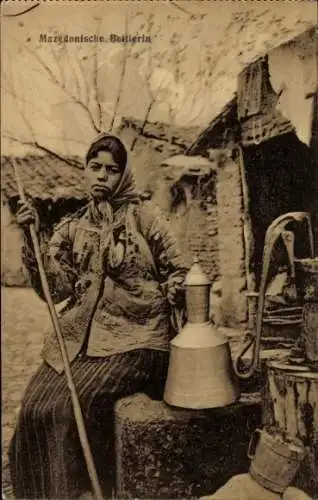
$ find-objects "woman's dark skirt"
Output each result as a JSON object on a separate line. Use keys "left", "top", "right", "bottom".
{"left": 9, "top": 349, "right": 169, "bottom": 499}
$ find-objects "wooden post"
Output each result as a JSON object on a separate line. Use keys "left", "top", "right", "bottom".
{"left": 262, "top": 362, "right": 318, "bottom": 497}
{"left": 237, "top": 145, "right": 256, "bottom": 295}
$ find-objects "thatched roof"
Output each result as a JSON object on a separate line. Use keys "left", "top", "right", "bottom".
{"left": 1, "top": 155, "right": 85, "bottom": 200}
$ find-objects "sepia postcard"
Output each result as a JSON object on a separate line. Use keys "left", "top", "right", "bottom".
{"left": 1, "top": 0, "right": 317, "bottom": 499}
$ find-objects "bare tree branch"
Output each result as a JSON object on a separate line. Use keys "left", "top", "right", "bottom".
{"left": 3, "top": 133, "right": 84, "bottom": 169}
{"left": 93, "top": 18, "right": 103, "bottom": 130}
{"left": 130, "top": 97, "right": 156, "bottom": 151}
{"left": 70, "top": 52, "right": 83, "bottom": 102}
{"left": 77, "top": 56, "right": 90, "bottom": 107}
{"left": 181, "top": 37, "right": 206, "bottom": 124}
{"left": 2, "top": 78, "right": 53, "bottom": 126}
{"left": 3, "top": 67, "right": 86, "bottom": 157}
{"left": 36, "top": 136, "right": 88, "bottom": 146}
{"left": 4, "top": 12, "right": 213, "bottom": 163}
{"left": 109, "top": 14, "right": 130, "bottom": 132}
{"left": 19, "top": 39, "right": 101, "bottom": 133}
{"left": 4, "top": 64, "right": 38, "bottom": 145}
{"left": 130, "top": 32, "right": 170, "bottom": 151}
{"left": 48, "top": 41, "right": 66, "bottom": 88}
{"left": 169, "top": 2, "right": 192, "bottom": 17}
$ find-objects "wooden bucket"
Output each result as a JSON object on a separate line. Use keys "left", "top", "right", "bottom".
{"left": 295, "top": 258, "right": 318, "bottom": 363}
{"left": 262, "top": 362, "right": 318, "bottom": 497}
{"left": 248, "top": 429, "right": 306, "bottom": 493}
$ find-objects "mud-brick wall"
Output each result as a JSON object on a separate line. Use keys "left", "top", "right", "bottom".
{"left": 166, "top": 201, "right": 220, "bottom": 281}
{"left": 1, "top": 199, "right": 29, "bottom": 286}
{"left": 118, "top": 120, "right": 220, "bottom": 280}
{"left": 216, "top": 156, "right": 247, "bottom": 326}
{"left": 118, "top": 127, "right": 184, "bottom": 194}
{"left": 189, "top": 202, "right": 219, "bottom": 281}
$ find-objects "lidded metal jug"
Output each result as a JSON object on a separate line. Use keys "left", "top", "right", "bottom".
{"left": 164, "top": 257, "right": 240, "bottom": 409}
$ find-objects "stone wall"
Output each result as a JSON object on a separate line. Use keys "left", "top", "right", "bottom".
{"left": 115, "top": 393, "right": 261, "bottom": 499}
{"left": 216, "top": 155, "right": 247, "bottom": 326}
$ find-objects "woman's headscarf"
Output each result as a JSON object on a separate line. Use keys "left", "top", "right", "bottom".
{"left": 86, "top": 132, "right": 139, "bottom": 210}
{"left": 86, "top": 132, "right": 140, "bottom": 268}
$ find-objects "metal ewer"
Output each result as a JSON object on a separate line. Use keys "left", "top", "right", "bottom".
{"left": 164, "top": 257, "right": 240, "bottom": 409}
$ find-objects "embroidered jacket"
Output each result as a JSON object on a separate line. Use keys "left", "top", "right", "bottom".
{"left": 22, "top": 199, "right": 187, "bottom": 373}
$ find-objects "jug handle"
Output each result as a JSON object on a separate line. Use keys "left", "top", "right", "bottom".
{"left": 247, "top": 429, "right": 261, "bottom": 460}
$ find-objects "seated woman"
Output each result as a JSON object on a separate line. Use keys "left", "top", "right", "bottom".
{"left": 9, "top": 133, "right": 187, "bottom": 499}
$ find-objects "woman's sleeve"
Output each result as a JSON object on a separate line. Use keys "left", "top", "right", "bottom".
{"left": 139, "top": 201, "right": 189, "bottom": 304}
{"left": 21, "top": 219, "right": 77, "bottom": 303}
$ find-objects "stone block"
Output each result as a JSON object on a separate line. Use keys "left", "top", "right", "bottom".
{"left": 115, "top": 393, "right": 261, "bottom": 499}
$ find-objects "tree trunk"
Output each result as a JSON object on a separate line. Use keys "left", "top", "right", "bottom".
{"left": 262, "top": 362, "right": 318, "bottom": 498}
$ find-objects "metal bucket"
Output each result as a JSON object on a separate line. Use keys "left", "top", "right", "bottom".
{"left": 248, "top": 429, "right": 306, "bottom": 493}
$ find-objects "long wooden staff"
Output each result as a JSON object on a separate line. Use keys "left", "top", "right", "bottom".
{"left": 12, "top": 158, "right": 104, "bottom": 500}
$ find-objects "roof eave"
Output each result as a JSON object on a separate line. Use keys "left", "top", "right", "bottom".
{"left": 187, "top": 95, "right": 238, "bottom": 156}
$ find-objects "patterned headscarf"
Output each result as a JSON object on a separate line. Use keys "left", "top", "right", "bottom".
{"left": 86, "top": 133, "right": 140, "bottom": 269}
{"left": 86, "top": 132, "right": 139, "bottom": 210}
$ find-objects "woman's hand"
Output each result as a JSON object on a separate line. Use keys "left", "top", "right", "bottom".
{"left": 16, "top": 200, "right": 40, "bottom": 233}
{"left": 167, "top": 276, "right": 185, "bottom": 307}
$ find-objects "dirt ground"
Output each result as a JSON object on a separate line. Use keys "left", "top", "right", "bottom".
{"left": 2, "top": 286, "right": 50, "bottom": 486}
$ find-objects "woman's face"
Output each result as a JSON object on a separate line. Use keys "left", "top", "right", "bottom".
{"left": 85, "top": 150, "right": 122, "bottom": 200}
